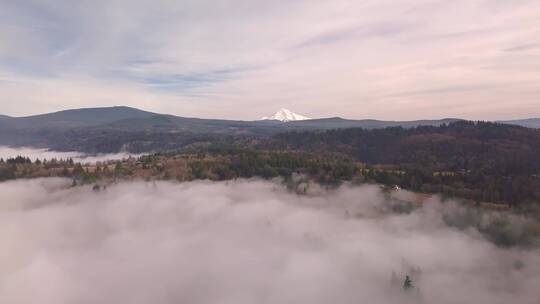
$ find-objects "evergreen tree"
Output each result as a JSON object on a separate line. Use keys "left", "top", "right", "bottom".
{"left": 403, "top": 275, "right": 414, "bottom": 291}
{"left": 114, "top": 161, "right": 123, "bottom": 175}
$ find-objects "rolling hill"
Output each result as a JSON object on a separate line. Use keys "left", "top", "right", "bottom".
{"left": 501, "top": 118, "right": 540, "bottom": 129}
{"left": 0, "top": 106, "right": 533, "bottom": 153}
{"left": 1, "top": 106, "right": 157, "bottom": 129}
{"left": 284, "top": 117, "right": 462, "bottom": 130}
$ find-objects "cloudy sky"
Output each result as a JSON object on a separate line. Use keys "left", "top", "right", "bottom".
{"left": 1, "top": 0, "right": 539, "bottom": 120}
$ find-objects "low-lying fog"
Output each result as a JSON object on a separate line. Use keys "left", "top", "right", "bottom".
{"left": 1, "top": 179, "right": 539, "bottom": 304}
{"left": 0, "top": 146, "right": 140, "bottom": 164}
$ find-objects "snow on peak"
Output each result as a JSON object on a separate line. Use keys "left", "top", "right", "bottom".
{"left": 261, "top": 108, "right": 311, "bottom": 122}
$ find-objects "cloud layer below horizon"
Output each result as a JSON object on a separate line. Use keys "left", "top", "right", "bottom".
{"left": 1, "top": 0, "right": 539, "bottom": 120}
{"left": 1, "top": 178, "right": 539, "bottom": 304}
{"left": 0, "top": 146, "right": 142, "bottom": 164}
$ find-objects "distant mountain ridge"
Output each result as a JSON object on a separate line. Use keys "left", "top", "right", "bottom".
{"left": 1, "top": 106, "right": 468, "bottom": 131}
{"left": 4, "top": 106, "right": 157, "bottom": 128}
{"left": 0, "top": 106, "right": 537, "bottom": 153}
{"left": 500, "top": 118, "right": 540, "bottom": 129}
{"left": 261, "top": 108, "right": 310, "bottom": 122}
{"left": 284, "top": 117, "right": 463, "bottom": 130}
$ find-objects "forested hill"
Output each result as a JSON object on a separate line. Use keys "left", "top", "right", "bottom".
{"left": 501, "top": 118, "right": 540, "bottom": 129}
{"left": 253, "top": 121, "right": 540, "bottom": 205}
{"left": 0, "top": 106, "right": 467, "bottom": 151}
{"left": 265, "top": 121, "right": 540, "bottom": 175}
{"left": 1, "top": 121, "right": 540, "bottom": 207}
{"left": 3, "top": 106, "right": 537, "bottom": 154}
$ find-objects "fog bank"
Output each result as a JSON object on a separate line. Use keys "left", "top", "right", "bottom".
{"left": 0, "top": 146, "right": 141, "bottom": 164}
{"left": 1, "top": 179, "right": 539, "bottom": 304}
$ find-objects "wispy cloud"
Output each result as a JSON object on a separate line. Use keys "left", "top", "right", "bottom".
{"left": 0, "top": 0, "right": 539, "bottom": 120}
{"left": 119, "top": 65, "right": 266, "bottom": 91}
{"left": 294, "top": 22, "right": 412, "bottom": 49}
{"left": 504, "top": 42, "right": 540, "bottom": 52}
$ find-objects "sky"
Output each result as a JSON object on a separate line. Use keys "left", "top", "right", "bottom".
{"left": 0, "top": 0, "right": 539, "bottom": 120}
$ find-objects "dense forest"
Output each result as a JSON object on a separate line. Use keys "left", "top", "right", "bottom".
{"left": 1, "top": 121, "right": 540, "bottom": 212}
{"left": 258, "top": 121, "right": 540, "bottom": 208}
{"left": 265, "top": 121, "right": 540, "bottom": 174}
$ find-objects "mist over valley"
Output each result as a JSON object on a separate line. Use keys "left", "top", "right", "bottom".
{"left": 1, "top": 178, "right": 539, "bottom": 304}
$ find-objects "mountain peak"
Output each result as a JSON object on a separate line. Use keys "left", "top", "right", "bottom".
{"left": 262, "top": 108, "right": 310, "bottom": 122}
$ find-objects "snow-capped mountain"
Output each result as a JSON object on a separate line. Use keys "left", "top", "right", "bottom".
{"left": 261, "top": 108, "right": 311, "bottom": 122}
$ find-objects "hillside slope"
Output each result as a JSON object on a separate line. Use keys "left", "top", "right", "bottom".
{"left": 3, "top": 106, "right": 157, "bottom": 129}
{"left": 501, "top": 118, "right": 540, "bottom": 129}
{"left": 0, "top": 106, "right": 471, "bottom": 152}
